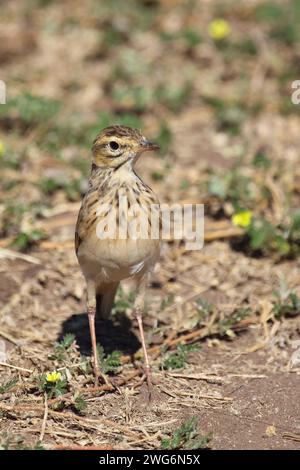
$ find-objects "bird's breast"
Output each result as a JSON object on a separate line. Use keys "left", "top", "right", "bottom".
{"left": 78, "top": 236, "right": 160, "bottom": 282}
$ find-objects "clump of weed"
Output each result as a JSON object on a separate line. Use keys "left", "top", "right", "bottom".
{"left": 39, "top": 176, "right": 86, "bottom": 201}
{"left": 97, "top": 345, "right": 121, "bottom": 374}
{"left": 50, "top": 334, "right": 76, "bottom": 362}
{"left": 111, "top": 286, "right": 135, "bottom": 315}
{"left": 73, "top": 392, "right": 87, "bottom": 413}
{"left": 161, "top": 343, "right": 199, "bottom": 370}
{"left": 0, "top": 378, "right": 18, "bottom": 394}
{"left": 155, "top": 83, "right": 191, "bottom": 112}
{"left": 0, "top": 92, "right": 61, "bottom": 130}
{"left": 272, "top": 281, "right": 300, "bottom": 319}
{"left": 246, "top": 211, "right": 300, "bottom": 257}
{"left": 207, "top": 166, "right": 256, "bottom": 211}
{"left": 218, "top": 307, "right": 251, "bottom": 337}
{"left": 0, "top": 436, "right": 45, "bottom": 450}
{"left": 196, "top": 298, "right": 213, "bottom": 322}
{"left": 38, "top": 371, "right": 68, "bottom": 398}
{"left": 161, "top": 417, "right": 212, "bottom": 450}
{"left": 154, "top": 121, "right": 172, "bottom": 154}
{"left": 160, "top": 294, "right": 175, "bottom": 311}
{"left": 11, "top": 229, "right": 47, "bottom": 251}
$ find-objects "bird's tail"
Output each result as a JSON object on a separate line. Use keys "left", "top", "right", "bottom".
{"left": 96, "top": 282, "right": 119, "bottom": 319}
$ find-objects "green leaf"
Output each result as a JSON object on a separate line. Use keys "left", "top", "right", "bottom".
{"left": 0, "top": 378, "right": 18, "bottom": 394}
{"left": 208, "top": 175, "right": 229, "bottom": 199}
{"left": 161, "top": 417, "right": 211, "bottom": 450}
{"left": 161, "top": 344, "right": 199, "bottom": 370}
{"left": 247, "top": 217, "right": 274, "bottom": 250}
{"left": 97, "top": 345, "right": 121, "bottom": 374}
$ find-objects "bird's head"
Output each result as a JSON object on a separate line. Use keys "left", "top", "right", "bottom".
{"left": 92, "top": 125, "right": 160, "bottom": 169}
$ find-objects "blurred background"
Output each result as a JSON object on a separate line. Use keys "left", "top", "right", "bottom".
{"left": 0, "top": 0, "right": 299, "bottom": 253}
{"left": 0, "top": 0, "right": 300, "bottom": 450}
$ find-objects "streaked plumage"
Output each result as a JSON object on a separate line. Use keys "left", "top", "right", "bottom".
{"left": 75, "top": 125, "right": 160, "bottom": 396}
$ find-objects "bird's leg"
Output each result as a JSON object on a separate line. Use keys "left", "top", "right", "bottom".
{"left": 134, "top": 276, "right": 152, "bottom": 400}
{"left": 87, "top": 281, "right": 109, "bottom": 386}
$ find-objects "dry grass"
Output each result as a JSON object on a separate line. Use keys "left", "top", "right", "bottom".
{"left": 0, "top": 0, "right": 300, "bottom": 450}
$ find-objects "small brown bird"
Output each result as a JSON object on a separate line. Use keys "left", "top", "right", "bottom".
{"left": 75, "top": 125, "right": 160, "bottom": 395}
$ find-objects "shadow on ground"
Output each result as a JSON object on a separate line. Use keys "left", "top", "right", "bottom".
{"left": 58, "top": 312, "right": 141, "bottom": 356}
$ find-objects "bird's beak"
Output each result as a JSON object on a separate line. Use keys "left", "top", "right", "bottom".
{"left": 140, "top": 139, "right": 160, "bottom": 152}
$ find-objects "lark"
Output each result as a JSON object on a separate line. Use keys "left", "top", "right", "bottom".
{"left": 75, "top": 125, "right": 160, "bottom": 396}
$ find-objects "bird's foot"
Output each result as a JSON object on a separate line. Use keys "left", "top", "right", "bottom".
{"left": 143, "top": 364, "right": 153, "bottom": 403}
{"left": 92, "top": 363, "right": 110, "bottom": 387}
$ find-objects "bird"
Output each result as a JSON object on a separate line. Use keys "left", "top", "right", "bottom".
{"left": 75, "top": 125, "right": 161, "bottom": 397}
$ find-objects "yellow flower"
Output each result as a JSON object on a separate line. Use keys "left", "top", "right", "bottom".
{"left": 232, "top": 210, "right": 253, "bottom": 228}
{"left": 0, "top": 141, "right": 5, "bottom": 157}
{"left": 46, "top": 371, "right": 62, "bottom": 383}
{"left": 208, "top": 19, "right": 231, "bottom": 40}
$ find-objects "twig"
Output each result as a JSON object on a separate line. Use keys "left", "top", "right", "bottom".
{"left": 57, "top": 362, "right": 87, "bottom": 371}
{"left": 0, "top": 248, "right": 41, "bottom": 264}
{"left": 40, "top": 393, "right": 48, "bottom": 442}
{"left": 282, "top": 432, "right": 300, "bottom": 442}
{"left": 159, "top": 387, "right": 231, "bottom": 401}
{"left": 228, "top": 373, "right": 266, "bottom": 379}
{"left": 204, "top": 227, "right": 244, "bottom": 241}
{"left": 0, "top": 362, "right": 33, "bottom": 373}
{"left": 165, "top": 372, "right": 224, "bottom": 383}
{"left": 0, "top": 330, "right": 20, "bottom": 346}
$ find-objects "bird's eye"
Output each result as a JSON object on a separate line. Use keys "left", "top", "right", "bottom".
{"left": 109, "top": 141, "right": 119, "bottom": 150}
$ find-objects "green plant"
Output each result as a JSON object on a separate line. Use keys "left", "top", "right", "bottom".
{"left": 38, "top": 372, "right": 68, "bottom": 398}
{"left": 272, "top": 281, "right": 300, "bottom": 319}
{"left": 161, "top": 417, "right": 212, "bottom": 450}
{"left": 151, "top": 171, "right": 164, "bottom": 181}
{"left": 11, "top": 229, "right": 46, "bottom": 251}
{"left": 196, "top": 298, "right": 213, "bottom": 321}
{"left": 111, "top": 286, "right": 135, "bottom": 315}
{"left": 0, "top": 147, "right": 23, "bottom": 170}
{"left": 78, "top": 355, "right": 92, "bottom": 375}
{"left": 160, "top": 294, "right": 175, "bottom": 311}
{"left": 0, "top": 92, "right": 61, "bottom": 128}
{"left": 97, "top": 345, "right": 121, "bottom": 374}
{"left": 73, "top": 393, "right": 87, "bottom": 413}
{"left": 155, "top": 121, "right": 172, "bottom": 154}
{"left": 0, "top": 378, "right": 18, "bottom": 394}
{"left": 246, "top": 211, "right": 300, "bottom": 257}
{"left": 256, "top": 1, "right": 300, "bottom": 46}
{"left": 113, "top": 85, "right": 153, "bottom": 112}
{"left": 208, "top": 168, "right": 255, "bottom": 211}
{"left": 203, "top": 97, "right": 247, "bottom": 135}
{"left": 51, "top": 334, "right": 75, "bottom": 362}
{"left": 155, "top": 83, "right": 191, "bottom": 112}
{"left": 0, "top": 437, "right": 45, "bottom": 450}
{"left": 161, "top": 344, "right": 199, "bottom": 370}
{"left": 252, "top": 150, "right": 271, "bottom": 169}
{"left": 182, "top": 29, "right": 202, "bottom": 48}
{"left": 1, "top": 202, "right": 46, "bottom": 236}
{"left": 218, "top": 307, "right": 251, "bottom": 336}
{"left": 39, "top": 176, "right": 85, "bottom": 201}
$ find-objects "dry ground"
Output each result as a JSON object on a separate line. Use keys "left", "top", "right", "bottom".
{"left": 0, "top": 0, "right": 299, "bottom": 450}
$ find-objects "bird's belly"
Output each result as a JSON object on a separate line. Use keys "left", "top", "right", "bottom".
{"left": 78, "top": 237, "right": 159, "bottom": 282}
